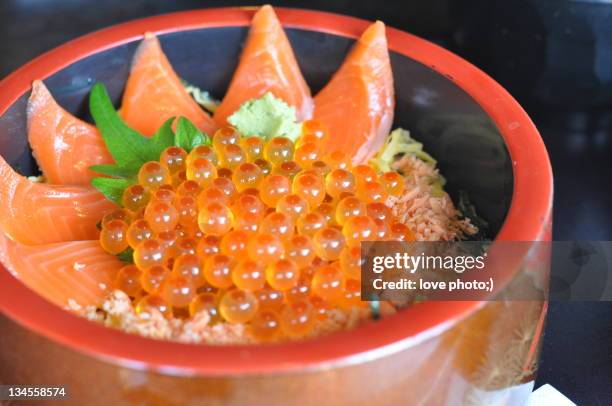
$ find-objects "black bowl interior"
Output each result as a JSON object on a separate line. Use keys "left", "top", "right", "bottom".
{"left": 0, "top": 27, "right": 513, "bottom": 235}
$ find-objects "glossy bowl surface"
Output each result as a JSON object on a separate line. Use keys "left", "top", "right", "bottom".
{"left": 0, "top": 6, "right": 552, "bottom": 389}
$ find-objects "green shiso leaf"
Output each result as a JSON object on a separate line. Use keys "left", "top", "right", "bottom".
{"left": 175, "top": 116, "right": 210, "bottom": 152}
{"left": 91, "top": 177, "right": 131, "bottom": 204}
{"left": 89, "top": 82, "right": 152, "bottom": 172}
{"left": 149, "top": 117, "right": 177, "bottom": 158}
{"left": 88, "top": 84, "right": 180, "bottom": 205}
{"left": 116, "top": 247, "right": 134, "bottom": 264}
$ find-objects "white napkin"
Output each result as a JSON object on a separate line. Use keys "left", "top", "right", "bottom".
{"left": 526, "top": 384, "right": 576, "bottom": 406}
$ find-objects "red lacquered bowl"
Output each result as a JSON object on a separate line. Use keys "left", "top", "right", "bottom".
{"left": 0, "top": 7, "right": 552, "bottom": 405}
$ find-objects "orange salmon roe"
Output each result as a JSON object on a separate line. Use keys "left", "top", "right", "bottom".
{"left": 187, "top": 145, "right": 218, "bottom": 166}
{"left": 140, "top": 264, "right": 169, "bottom": 293}
{"left": 219, "top": 289, "right": 258, "bottom": 323}
{"left": 100, "top": 121, "right": 415, "bottom": 341}
{"left": 189, "top": 292, "right": 220, "bottom": 321}
{"left": 250, "top": 309, "right": 281, "bottom": 341}
{"left": 135, "top": 294, "right": 172, "bottom": 317}
{"left": 122, "top": 184, "right": 150, "bottom": 212}
{"left": 100, "top": 219, "right": 129, "bottom": 254}
{"left": 160, "top": 146, "right": 187, "bottom": 174}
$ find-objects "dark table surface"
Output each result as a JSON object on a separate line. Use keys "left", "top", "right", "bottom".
{"left": 1, "top": 0, "right": 611, "bottom": 404}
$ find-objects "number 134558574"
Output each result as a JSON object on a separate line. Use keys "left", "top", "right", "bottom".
{"left": 1, "top": 385, "right": 68, "bottom": 400}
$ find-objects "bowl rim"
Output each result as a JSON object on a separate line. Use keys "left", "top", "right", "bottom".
{"left": 0, "top": 6, "right": 553, "bottom": 376}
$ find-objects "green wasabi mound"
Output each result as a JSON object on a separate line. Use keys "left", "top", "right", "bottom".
{"left": 228, "top": 92, "right": 302, "bottom": 141}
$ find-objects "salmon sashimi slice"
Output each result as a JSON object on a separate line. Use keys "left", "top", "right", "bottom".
{"left": 313, "top": 21, "right": 395, "bottom": 164}
{"left": 27, "top": 80, "right": 113, "bottom": 185}
{"left": 214, "top": 5, "right": 314, "bottom": 126}
{"left": 120, "top": 32, "right": 217, "bottom": 136}
{"left": 0, "top": 156, "right": 116, "bottom": 245}
{"left": 0, "top": 234, "right": 121, "bottom": 308}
